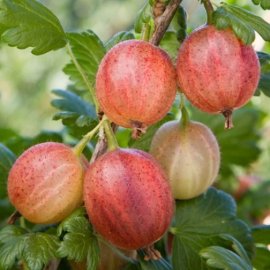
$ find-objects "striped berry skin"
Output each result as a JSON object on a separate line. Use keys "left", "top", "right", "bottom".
{"left": 8, "top": 142, "right": 84, "bottom": 224}
{"left": 84, "top": 148, "right": 174, "bottom": 250}
{"left": 96, "top": 40, "right": 177, "bottom": 129}
{"left": 177, "top": 25, "right": 260, "bottom": 118}
{"left": 150, "top": 120, "right": 220, "bottom": 200}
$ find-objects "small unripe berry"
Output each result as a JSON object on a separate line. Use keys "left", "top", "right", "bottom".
{"left": 8, "top": 142, "right": 84, "bottom": 224}
{"left": 84, "top": 148, "right": 174, "bottom": 250}
{"left": 96, "top": 40, "right": 177, "bottom": 129}
{"left": 150, "top": 121, "right": 220, "bottom": 199}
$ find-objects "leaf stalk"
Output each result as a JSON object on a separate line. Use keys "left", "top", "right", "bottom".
{"left": 66, "top": 43, "right": 100, "bottom": 112}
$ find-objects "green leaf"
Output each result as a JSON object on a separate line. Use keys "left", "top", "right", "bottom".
{"left": 257, "top": 51, "right": 270, "bottom": 63}
{"left": 200, "top": 246, "right": 252, "bottom": 270}
{"left": 0, "top": 225, "right": 26, "bottom": 270}
{"left": 0, "top": 199, "right": 14, "bottom": 225}
{"left": 58, "top": 208, "right": 100, "bottom": 269}
{"left": 256, "top": 52, "right": 270, "bottom": 96}
{"left": 0, "top": 0, "right": 66, "bottom": 55}
{"left": 0, "top": 226, "right": 60, "bottom": 270}
{"left": 159, "top": 31, "right": 180, "bottom": 60}
{"left": 237, "top": 180, "right": 270, "bottom": 221}
{"left": 134, "top": 2, "right": 153, "bottom": 34}
{"left": 258, "top": 73, "right": 270, "bottom": 96}
{"left": 22, "top": 233, "right": 60, "bottom": 270}
{"left": 52, "top": 89, "right": 96, "bottom": 122}
{"left": 0, "top": 144, "right": 16, "bottom": 199}
{"left": 57, "top": 207, "right": 86, "bottom": 236}
{"left": 0, "top": 225, "right": 26, "bottom": 245}
{"left": 105, "top": 31, "right": 135, "bottom": 51}
{"left": 0, "top": 128, "right": 18, "bottom": 143}
{"left": 222, "top": 3, "right": 270, "bottom": 42}
{"left": 252, "top": 246, "right": 270, "bottom": 270}
{"left": 51, "top": 89, "right": 98, "bottom": 138}
{"left": 129, "top": 114, "right": 175, "bottom": 152}
{"left": 172, "top": 188, "right": 253, "bottom": 270}
{"left": 261, "top": 0, "right": 270, "bottom": 9}
{"left": 86, "top": 236, "right": 100, "bottom": 270}
{"left": 218, "top": 234, "right": 251, "bottom": 265}
{"left": 169, "top": 6, "right": 187, "bottom": 41}
{"left": 252, "top": 225, "right": 270, "bottom": 245}
{"left": 252, "top": 0, "right": 261, "bottom": 5}
{"left": 5, "top": 130, "right": 63, "bottom": 156}
{"left": 191, "top": 107, "right": 262, "bottom": 176}
{"left": 58, "top": 217, "right": 92, "bottom": 261}
{"left": 64, "top": 30, "right": 106, "bottom": 91}
{"left": 252, "top": 0, "right": 270, "bottom": 10}
{"left": 213, "top": 7, "right": 255, "bottom": 45}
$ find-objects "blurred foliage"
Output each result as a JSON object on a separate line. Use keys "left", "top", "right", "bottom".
{"left": 0, "top": 0, "right": 145, "bottom": 136}
{"left": 0, "top": 0, "right": 269, "bottom": 269}
{"left": 0, "top": 144, "right": 15, "bottom": 198}
{"left": 172, "top": 188, "right": 253, "bottom": 269}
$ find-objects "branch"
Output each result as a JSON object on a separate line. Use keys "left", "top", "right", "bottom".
{"left": 150, "top": 0, "right": 183, "bottom": 46}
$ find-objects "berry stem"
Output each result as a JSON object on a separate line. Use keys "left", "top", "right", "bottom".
{"left": 141, "top": 22, "right": 151, "bottom": 41}
{"left": 179, "top": 93, "right": 190, "bottom": 128}
{"left": 201, "top": 0, "right": 214, "bottom": 24}
{"left": 73, "top": 116, "right": 107, "bottom": 156}
{"left": 103, "top": 120, "right": 119, "bottom": 151}
{"left": 19, "top": 217, "right": 26, "bottom": 229}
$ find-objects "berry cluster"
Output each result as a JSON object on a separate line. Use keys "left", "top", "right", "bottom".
{"left": 8, "top": 24, "right": 260, "bottom": 251}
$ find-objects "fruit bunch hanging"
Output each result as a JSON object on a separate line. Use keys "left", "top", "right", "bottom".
{"left": 0, "top": 0, "right": 269, "bottom": 269}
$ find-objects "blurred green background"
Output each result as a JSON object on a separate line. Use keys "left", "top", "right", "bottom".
{"left": 0, "top": 0, "right": 146, "bottom": 136}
